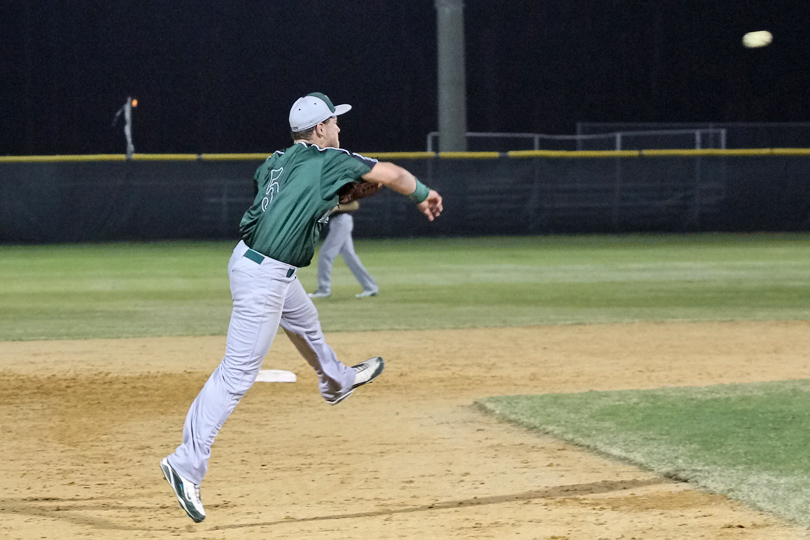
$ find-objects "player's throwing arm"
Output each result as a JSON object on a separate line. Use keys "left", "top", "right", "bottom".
{"left": 361, "top": 161, "right": 443, "bottom": 221}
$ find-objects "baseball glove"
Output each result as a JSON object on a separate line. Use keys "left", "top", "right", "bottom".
{"left": 338, "top": 180, "right": 382, "bottom": 204}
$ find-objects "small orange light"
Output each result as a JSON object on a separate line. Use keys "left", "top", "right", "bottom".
{"left": 131, "top": 99, "right": 139, "bottom": 107}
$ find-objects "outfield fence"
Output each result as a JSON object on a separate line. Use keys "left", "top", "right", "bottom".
{"left": 1, "top": 149, "right": 809, "bottom": 242}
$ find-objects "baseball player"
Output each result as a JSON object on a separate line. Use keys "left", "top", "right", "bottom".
{"left": 159, "top": 92, "right": 443, "bottom": 523}
{"left": 308, "top": 200, "right": 379, "bottom": 299}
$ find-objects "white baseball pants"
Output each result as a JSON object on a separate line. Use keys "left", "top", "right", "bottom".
{"left": 316, "top": 213, "right": 377, "bottom": 293}
{"left": 167, "top": 240, "right": 356, "bottom": 484}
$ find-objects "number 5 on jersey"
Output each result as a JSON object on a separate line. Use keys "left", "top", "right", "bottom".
{"left": 261, "top": 168, "right": 283, "bottom": 212}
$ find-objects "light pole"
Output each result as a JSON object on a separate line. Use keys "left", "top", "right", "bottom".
{"left": 435, "top": 0, "right": 467, "bottom": 151}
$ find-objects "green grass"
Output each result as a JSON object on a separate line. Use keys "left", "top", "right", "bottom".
{"left": 478, "top": 380, "right": 810, "bottom": 527}
{"left": 2, "top": 233, "right": 810, "bottom": 340}
{"left": 0, "top": 242, "right": 233, "bottom": 340}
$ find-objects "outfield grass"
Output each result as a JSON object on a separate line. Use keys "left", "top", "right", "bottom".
{"left": 478, "top": 380, "right": 810, "bottom": 527}
{"left": 1, "top": 233, "right": 810, "bottom": 340}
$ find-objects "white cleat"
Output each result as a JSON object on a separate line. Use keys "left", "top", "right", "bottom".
{"left": 160, "top": 458, "right": 205, "bottom": 523}
{"left": 352, "top": 356, "right": 385, "bottom": 387}
{"left": 355, "top": 289, "right": 378, "bottom": 298}
{"left": 308, "top": 290, "right": 331, "bottom": 298}
{"left": 326, "top": 357, "right": 385, "bottom": 405}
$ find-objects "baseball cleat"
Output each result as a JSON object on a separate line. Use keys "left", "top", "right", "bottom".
{"left": 160, "top": 457, "right": 205, "bottom": 523}
{"left": 355, "top": 288, "right": 378, "bottom": 298}
{"left": 325, "top": 388, "right": 354, "bottom": 406}
{"left": 351, "top": 356, "right": 385, "bottom": 388}
{"left": 308, "top": 290, "right": 331, "bottom": 298}
{"left": 326, "top": 357, "right": 385, "bottom": 406}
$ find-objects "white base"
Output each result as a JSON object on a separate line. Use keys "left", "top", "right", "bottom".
{"left": 255, "top": 370, "right": 297, "bottom": 383}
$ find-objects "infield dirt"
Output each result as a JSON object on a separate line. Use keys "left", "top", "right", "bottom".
{"left": 2, "top": 321, "right": 810, "bottom": 539}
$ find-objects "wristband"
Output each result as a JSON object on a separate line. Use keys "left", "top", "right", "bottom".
{"left": 408, "top": 178, "right": 430, "bottom": 203}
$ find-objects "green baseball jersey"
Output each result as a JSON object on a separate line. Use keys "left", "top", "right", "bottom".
{"left": 239, "top": 142, "right": 377, "bottom": 267}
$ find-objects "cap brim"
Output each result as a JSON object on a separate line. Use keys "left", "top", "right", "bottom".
{"left": 334, "top": 104, "right": 352, "bottom": 116}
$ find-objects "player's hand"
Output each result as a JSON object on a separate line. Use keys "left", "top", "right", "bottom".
{"left": 417, "top": 190, "right": 443, "bottom": 221}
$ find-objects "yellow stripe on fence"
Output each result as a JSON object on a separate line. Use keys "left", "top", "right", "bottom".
{"left": 363, "top": 152, "right": 436, "bottom": 160}
{"left": 200, "top": 153, "right": 269, "bottom": 161}
{"left": 772, "top": 148, "right": 810, "bottom": 156}
{"left": 438, "top": 151, "right": 501, "bottom": 159}
{"left": 641, "top": 148, "right": 772, "bottom": 157}
{"left": 3, "top": 149, "right": 810, "bottom": 164}
{"left": 0, "top": 154, "right": 129, "bottom": 163}
{"left": 131, "top": 154, "right": 199, "bottom": 161}
{"left": 508, "top": 150, "right": 641, "bottom": 158}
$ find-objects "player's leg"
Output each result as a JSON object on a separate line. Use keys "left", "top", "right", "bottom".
{"left": 312, "top": 215, "right": 348, "bottom": 296}
{"left": 281, "top": 277, "right": 356, "bottom": 403}
{"left": 166, "top": 242, "right": 295, "bottom": 485}
{"left": 337, "top": 214, "right": 378, "bottom": 295}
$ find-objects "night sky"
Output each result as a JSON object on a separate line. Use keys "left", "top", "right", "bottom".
{"left": 2, "top": 1, "right": 809, "bottom": 155}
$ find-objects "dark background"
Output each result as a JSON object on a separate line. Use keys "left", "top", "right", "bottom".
{"left": 2, "top": 0, "right": 808, "bottom": 155}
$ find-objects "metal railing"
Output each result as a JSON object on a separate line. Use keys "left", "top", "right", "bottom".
{"left": 426, "top": 129, "right": 726, "bottom": 152}
{"left": 578, "top": 122, "right": 810, "bottom": 149}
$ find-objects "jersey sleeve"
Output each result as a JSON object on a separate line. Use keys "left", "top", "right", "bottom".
{"left": 320, "top": 149, "right": 378, "bottom": 199}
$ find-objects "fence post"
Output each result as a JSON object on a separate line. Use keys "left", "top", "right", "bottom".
{"left": 612, "top": 156, "right": 623, "bottom": 231}
{"left": 689, "top": 155, "right": 702, "bottom": 231}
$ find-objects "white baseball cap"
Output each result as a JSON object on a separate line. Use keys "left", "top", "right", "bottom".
{"left": 289, "top": 92, "right": 352, "bottom": 131}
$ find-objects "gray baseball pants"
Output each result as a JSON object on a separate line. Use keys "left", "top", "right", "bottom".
{"left": 317, "top": 213, "right": 377, "bottom": 293}
{"left": 167, "top": 240, "right": 355, "bottom": 484}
